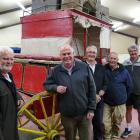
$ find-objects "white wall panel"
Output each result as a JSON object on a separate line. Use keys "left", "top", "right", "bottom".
{"left": 0, "top": 24, "right": 21, "bottom": 48}
{"left": 111, "top": 32, "right": 135, "bottom": 54}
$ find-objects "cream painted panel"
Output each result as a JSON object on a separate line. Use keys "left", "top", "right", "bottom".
{"left": 21, "top": 37, "right": 72, "bottom": 56}
{"left": 111, "top": 32, "right": 135, "bottom": 54}
{"left": 138, "top": 38, "right": 140, "bottom": 46}
{"left": 0, "top": 25, "right": 21, "bottom": 48}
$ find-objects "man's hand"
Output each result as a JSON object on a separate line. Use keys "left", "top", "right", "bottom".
{"left": 99, "top": 90, "right": 105, "bottom": 96}
{"left": 57, "top": 86, "right": 67, "bottom": 94}
{"left": 96, "top": 94, "right": 101, "bottom": 103}
{"left": 17, "top": 99, "right": 24, "bottom": 109}
{"left": 87, "top": 112, "right": 94, "bottom": 120}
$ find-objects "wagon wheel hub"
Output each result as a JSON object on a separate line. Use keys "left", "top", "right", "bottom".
{"left": 47, "top": 129, "right": 60, "bottom": 140}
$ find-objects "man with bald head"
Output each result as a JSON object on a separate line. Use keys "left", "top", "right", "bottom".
{"left": 44, "top": 44, "right": 96, "bottom": 140}
{"left": 103, "top": 52, "right": 133, "bottom": 140}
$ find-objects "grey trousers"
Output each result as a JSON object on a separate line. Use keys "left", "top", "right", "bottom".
{"left": 61, "top": 115, "right": 92, "bottom": 140}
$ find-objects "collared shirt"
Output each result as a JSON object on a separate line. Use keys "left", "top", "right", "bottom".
{"left": 87, "top": 61, "right": 97, "bottom": 74}
{"left": 3, "top": 73, "right": 12, "bottom": 82}
{"left": 62, "top": 62, "right": 75, "bottom": 75}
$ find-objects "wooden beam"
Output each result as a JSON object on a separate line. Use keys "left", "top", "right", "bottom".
{"left": 110, "top": 16, "right": 140, "bottom": 28}
{"left": 0, "top": 4, "right": 31, "bottom": 15}
{"left": 0, "top": 23, "right": 20, "bottom": 29}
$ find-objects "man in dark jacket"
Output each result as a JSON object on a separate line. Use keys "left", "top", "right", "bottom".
{"left": 0, "top": 47, "right": 23, "bottom": 140}
{"left": 103, "top": 52, "right": 133, "bottom": 140}
{"left": 85, "top": 45, "right": 107, "bottom": 140}
{"left": 44, "top": 44, "right": 96, "bottom": 140}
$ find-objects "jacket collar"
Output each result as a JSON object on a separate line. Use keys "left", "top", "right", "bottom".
{"left": 60, "top": 59, "right": 80, "bottom": 73}
{"left": 105, "top": 63, "right": 124, "bottom": 72}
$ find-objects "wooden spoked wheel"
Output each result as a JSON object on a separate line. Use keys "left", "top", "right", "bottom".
{"left": 18, "top": 91, "right": 64, "bottom": 140}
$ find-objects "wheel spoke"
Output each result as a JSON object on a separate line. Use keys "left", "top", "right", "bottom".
{"left": 24, "top": 109, "right": 47, "bottom": 131}
{"left": 51, "top": 95, "right": 56, "bottom": 127}
{"left": 52, "top": 113, "right": 61, "bottom": 129}
{"left": 33, "top": 136, "right": 46, "bottom": 140}
{"left": 39, "top": 96, "right": 50, "bottom": 130}
{"left": 18, "top": 117, "right": 30, "bottom": 127}
{"left": 18, "top": 128, "right": 47, "bottom": 135}
{"left": 56, "top": 124, "right": 64, "bottom": 131}
{"left": 18, "top": 117, "right": 22, "bottom": 127}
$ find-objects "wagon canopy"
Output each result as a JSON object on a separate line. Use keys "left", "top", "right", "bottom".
{"left": 21, "top": 9, "right": 111, "bottom": 57}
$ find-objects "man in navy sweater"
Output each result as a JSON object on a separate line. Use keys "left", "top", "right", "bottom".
{"left": 103, "top": 52, "right": 133, "bottom": 140}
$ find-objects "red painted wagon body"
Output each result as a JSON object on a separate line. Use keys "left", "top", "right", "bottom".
{"left": 12, "top": 8, "right": 111, "bottom": 139}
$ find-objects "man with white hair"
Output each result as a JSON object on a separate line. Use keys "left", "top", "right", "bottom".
{"left": 44, "top": 44, "right": 96, "bottom": 140}
{"left": 0, "top": 47, "right": 23, "bottom": 140}
{"left": 121, "top": 45, "right": 140, "bottom": 138}
{"left": 85, "top": 45, "right": 107, "bottom": 140}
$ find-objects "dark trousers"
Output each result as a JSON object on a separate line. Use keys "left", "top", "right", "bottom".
{"left": 92, "top": 99, "right": 104, "bottom": 140}
{"left": 61, "top": 115, "right": 92, "bottom": 140}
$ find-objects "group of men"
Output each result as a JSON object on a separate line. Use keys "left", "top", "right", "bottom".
{"left": 0, "top": 44, "right": 139, "bottom": 140}
{"left": 45, "top": 44, "right": 139, "bottom": 140}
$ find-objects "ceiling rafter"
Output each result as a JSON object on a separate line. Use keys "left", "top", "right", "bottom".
{"left": 0, "top": 4, "right": 31, "bottom": 15}
{"left": 110, "top": 16, "right": 140, "bottom": 28}
{"left": 0, "top": 23, "right": 20, "bottom": 29}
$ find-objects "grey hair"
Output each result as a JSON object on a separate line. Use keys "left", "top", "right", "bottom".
{"left": 128, "top": 45, "right": 139, "bottom": 52}
{"left": 86, "top": 45, "right": 97, "bottom": 53}
{"left": 59, "top": 44, "right": 74, "bottom": 54}
{"left": 0, "top": 47, "right": 14, "bottom": 59}
{"left": 109, "top": 52, "right": 118, "bottom": 57}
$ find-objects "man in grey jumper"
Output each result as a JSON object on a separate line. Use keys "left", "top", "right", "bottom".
{"left": 122, "top": 45, "right": 140, "bottom": 138}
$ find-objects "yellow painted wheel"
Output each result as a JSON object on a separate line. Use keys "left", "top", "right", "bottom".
{"left": 18, "top": 91, "right": 64, "bottom": 140}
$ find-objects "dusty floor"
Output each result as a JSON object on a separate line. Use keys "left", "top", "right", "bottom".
{"left": 19, "top": 94, "right": 140, "bottom": 140}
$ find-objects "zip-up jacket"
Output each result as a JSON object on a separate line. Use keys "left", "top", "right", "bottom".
{"left": 123, "top": 57, "right": 140, "bottom": 95}
{"left": 44, "top": 60, "right": 96, "bottom": 117}
{"left": 104, "top": 63, "right": 133, "bottom": 106}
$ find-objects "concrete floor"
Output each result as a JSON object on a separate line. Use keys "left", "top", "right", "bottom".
{"left": 19, "top": 94, "right": 140, "bottom": 140}
{"left": 120, "top": 109, "right": 140, "bottom": 140}
{"left": 19, "top": 109, "right": 140, "bottom": 140}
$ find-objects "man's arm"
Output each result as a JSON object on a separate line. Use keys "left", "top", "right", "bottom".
{"left": 87, "top": 66, "right": 96, "bottom": 113}
{"left": 125, "top": 69, "right": 133, "bottom": 95}
{"left": 44, "top": 69, "right": 58, "bottom": 93}
{"left": 99, "top": 67, "right": 107, "bottom": 97}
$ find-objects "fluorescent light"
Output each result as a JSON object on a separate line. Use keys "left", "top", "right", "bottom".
{"left": 129, "top": 7, "right": 140, "bottom": 19}
{"left": 133, "top": 18, "right": 140, "bottom": 23}
{"left": 24, "top": 7, "right": 32, "bottom": 16}
{"left": 112, "top": 22, "right": 123, "bottom": 29}
{"left": 15, "top": 0, "right": 25, "bottom": 10}
{"left": 114, "top": 25, "right": 130, "bottom": 32}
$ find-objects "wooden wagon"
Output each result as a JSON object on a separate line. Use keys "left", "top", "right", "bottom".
{"left": 11, "top": 4, "right": 111, "bottom": 140}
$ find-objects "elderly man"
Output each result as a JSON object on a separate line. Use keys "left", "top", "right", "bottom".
{"left": 121, "top": 45, "right": 140, "bottom": 138}
{"left": 0, "top": 47, "right": 22, "bottom": 140}
{"left": 44, "top": 44, "right": 96, "bottom": 140}
{"left": 85, "top": 45, "right": 107, "bottom": 140}
{"left": 103, "top": 52, "right": 133, "bottom": 140}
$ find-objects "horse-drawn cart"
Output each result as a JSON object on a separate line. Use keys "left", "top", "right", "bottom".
{"left": 11, "top": 3, "right": 111, "bottom": 139}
